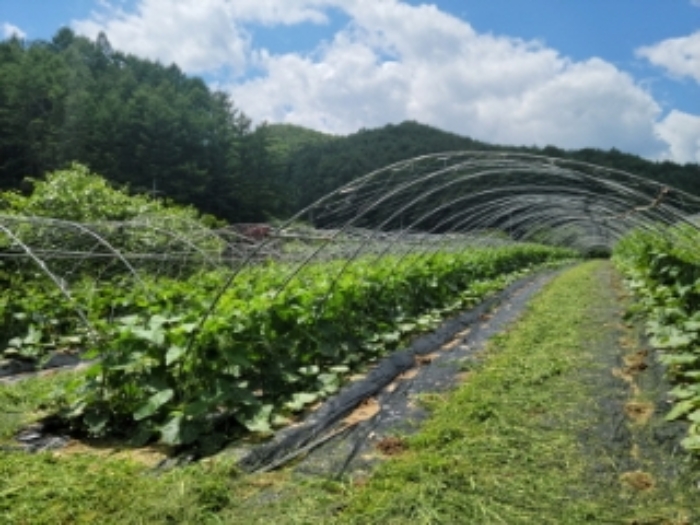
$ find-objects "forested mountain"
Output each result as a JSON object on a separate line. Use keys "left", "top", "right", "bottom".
{"left": 0, "top": 28, "right": 272, "bottom": 222}
{"left": 274, "top": 121, "right": 493, "bottom": 213}
{"left": 566, "top": 147, "right": 700, "bottom": 196}
{"left": 266, "top": 123, "right": 337, "bottom": 162}
{"left": 273, "top": 121, "right": 700, "bottom": 215}
{"left": 2, "top": 29, "right": 699, "bottom": 224}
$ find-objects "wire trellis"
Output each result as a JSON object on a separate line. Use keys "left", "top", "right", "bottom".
{"left": 2, "top": 152, "right": 700, "bottom": 344}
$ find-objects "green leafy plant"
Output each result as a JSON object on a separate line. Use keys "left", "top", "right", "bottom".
{"left": 614, "top": 224, "right": 700, "bottom": 452}
{"left": 48, "top": 244, "right": 574, "bottom": 449}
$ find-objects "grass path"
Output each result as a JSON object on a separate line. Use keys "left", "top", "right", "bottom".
{"left": 1, "top": 261, "right": 699, "bottom": 523}
{"left": 327, "top": 260, "right": 699, "bottom": 524}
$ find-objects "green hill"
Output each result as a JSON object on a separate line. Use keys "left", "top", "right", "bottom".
{"left": 265, "top": 123, "right": 338, "bottom": 162}
{"left": 274, "top": 121, "right": 494, "bottom": 213}
{"left": 269, "top": 121, "right": 700, "bottom": 216}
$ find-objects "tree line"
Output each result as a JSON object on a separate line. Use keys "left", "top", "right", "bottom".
{"left": 0, "top": 28, "right": 277, "bottom": 222}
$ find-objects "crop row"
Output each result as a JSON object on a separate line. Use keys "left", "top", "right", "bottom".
{"left": 614, "top": 223, "right": 700, "bottom": 451}
{"left": 3, "top": 244, "right": 574, "bottom": 450}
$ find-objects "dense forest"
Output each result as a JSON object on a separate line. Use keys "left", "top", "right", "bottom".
{"left": 2, "top": 29, "right": 700, "bottom": 224}
{"left": 0, "top": 28, "right": 277, "bottom": 222}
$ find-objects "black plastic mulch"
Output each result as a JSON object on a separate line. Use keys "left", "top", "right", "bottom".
{"left": 233, "top": 271, "right": 558, "bottom": 476}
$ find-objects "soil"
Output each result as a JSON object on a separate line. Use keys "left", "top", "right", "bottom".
{"left": 374, "top": 436, "right": 407, "bottom": 456}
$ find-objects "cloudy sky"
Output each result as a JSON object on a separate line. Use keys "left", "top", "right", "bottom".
{"left": 2, "top": 0, "right": 700, "bottom": 163}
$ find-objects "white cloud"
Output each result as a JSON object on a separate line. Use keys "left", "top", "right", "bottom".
{"left": 75, "top": 0, "right": 694, "bottom": 161}
{"left": 73, "top": 0, "right": 251, "bottom": 74}
{"left": 692, "top": 0, "right": 700, "bottom": 7}
{"left": 73, "top": 0, "right": 338, "bottom": 75}
{"left": 655, "top": 110, "right": 700, "bottom": 164}
{"left": 2, "top": 22, "right": 26, "bottom": 39}
{"left": 637, "top": 32, "right": 700, "bottom": 83}
{"left": 232, "top": 1, "right": 664, "bottom": 156}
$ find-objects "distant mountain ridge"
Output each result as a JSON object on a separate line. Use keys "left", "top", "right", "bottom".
{"left": 265, "top": 123, "right": 338, "bottom": 162}
{"left": 266, "top": 120, "right": 700, "bottom": 216}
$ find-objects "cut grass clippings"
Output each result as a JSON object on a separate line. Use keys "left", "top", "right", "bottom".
{"left": 0, "top": 372, "right": 75, "bottom": 440}
{"left": 333, "top": 260, "right": 700, "bottom": 524}
{"left": 1, "top": 261, "right": 699, "bottom": 524}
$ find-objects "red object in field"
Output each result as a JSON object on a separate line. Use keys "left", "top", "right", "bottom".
{"left": 234, "top": 223, "right": 272, "bottom": 241}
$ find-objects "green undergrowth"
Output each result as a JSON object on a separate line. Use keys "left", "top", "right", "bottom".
{"left": 4, "top": 261, "right": 697, "bottom": 524}
{"left": 0, "top": 373, "right": 75, "bottom": 440}
{"left": 0, "top": 450, "right": 241, "bottom": 524}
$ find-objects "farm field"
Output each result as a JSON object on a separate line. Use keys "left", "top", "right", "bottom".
{"left": 4, "top": 14, "right": 700, "bottom": 525}
{"left": 2, "top": 162, "right": 700, "bottom": 523}
{"left": 1, "top": 238, "right": 574, "bottom": 449}
{"left": 3, "top": 260, "right": 700, "bottom": 524}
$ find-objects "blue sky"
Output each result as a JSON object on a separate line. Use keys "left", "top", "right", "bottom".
{"left": 2, "top": 0, "right": 700, "bottom": 163}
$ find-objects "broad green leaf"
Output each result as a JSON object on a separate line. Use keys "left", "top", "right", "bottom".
{"left": 129, "top": 422, "right": 155, "bottom": 447}
{"left": 650, "top": 331, "right": 693, "bottom": 349}
{"left": 285, "top": 392, "right": 320, "bottom": 411}
{"left": 84, "top": 409, "right": 110, "bottom": 435}
{"left": 183, "top": 400, "right": 211, "bottom": 417}
{"left": 239, "top": 404, "right": 273, "bottom": 434}
{"left": 66, "top": 402, "right": 87, "bottom": 419}
{"left": 272, "top": 414, "right": 293, "bottom": 428}
{"left": 684, "top": 320, "right": 700, "bottom": 332}
{"left": 680, "top": 434, "right": 700, "bottom": 450}
{"left": 398, "top": 322, "right": 416, "bottom": 333}
{"left": 658, "top": 353, "right": 698, "bottom": 366}
{"left": 118, "top": 315, "right": 141, "bottom": 327}
{"left": 134, "top": 388, "right": 174, "bottom": 421}
{"left": 381, "top": 331, "right": 400, "bottom": 343}
{"left": 179, "top": 418, "right": 202, "bottom": 445}
{"left": 318, "top": 372, "right": 338, "bottom": 385}
{"left": 132, "top": 327, "right": 166, "bottom": 346}
{"left": 159, "top": 413, "right": 183, "bottom": 445}
{"left": 59, "top": 335, "right": 83, "bottom": 345}
{"left": 669, "top": 385, "right": 699, "bottom": 399}
{"left": 148, "top": 314, "right": 169, "bottom": 329}
{"left": 222, "top": 351, "right": 252, "bottom": 368}
{"left": 165, "top": 345, "right": 187, "bottom": 366}
{"left": 178, "top": 322, "right": 199, "bottom": 334}
{"left": 665, "top": 399, "right": 696, "bottom": 421}
{"left": 23, "top": 326, "right": 42, "bottom": 345}
{"left": 281, "top": 371, "right": 301, "bottom": 384}
{"left": 666, "top": 332, "right": 694, "bottom": 349}
{"left": 141, "top": 373, "right": 169, "bottom": 393}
